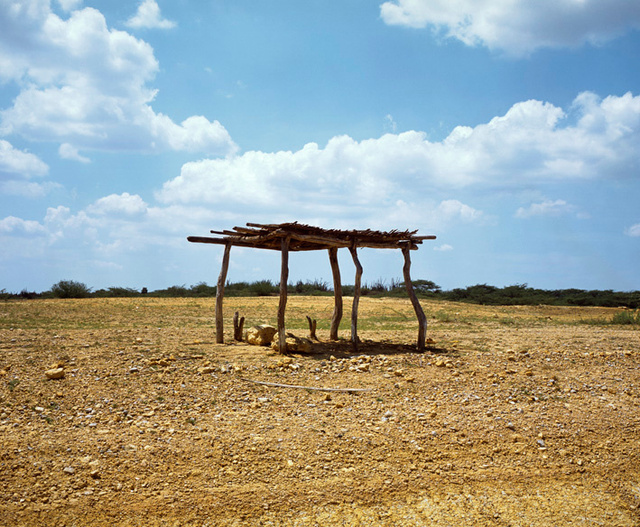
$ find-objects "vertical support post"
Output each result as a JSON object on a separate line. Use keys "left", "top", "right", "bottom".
{"left": 349, "top": 244, "right": 363, "bottom": 350}
{"left": 215, "top": 242, "right": 232, "bottom": 344}
{"left": 277, "top": 236, "right": 290, "bottom": 353}
{"left": 402, "top": 244, "right": 427, "bottom": 351}
{"left": 328, "top": 247, "right": 343, "bottom": 340}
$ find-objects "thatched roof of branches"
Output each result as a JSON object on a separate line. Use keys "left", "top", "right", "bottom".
{"left": 187, "top": 222, "right": 436, "bottom": 252}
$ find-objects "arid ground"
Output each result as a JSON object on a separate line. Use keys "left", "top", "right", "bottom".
{"left": 1, "top": 297, "right": 639, "bottom": 526}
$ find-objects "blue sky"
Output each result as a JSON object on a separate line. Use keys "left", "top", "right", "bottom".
{"left": 1, "top": 0, "right": 639, "bottom": 293}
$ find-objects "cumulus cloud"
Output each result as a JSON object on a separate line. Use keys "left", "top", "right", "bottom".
{"left": 158, "top": 92, "right": 640, "bottom": 215}
{"left": 0, "top": 139, "right": 53, "bottom": 197}
{"left": 380, "top": 0, "right": 640, "bottom": 55}
{"left": 0, "top": 215, "right": 46, "bottom": 235}
{"left": 515, "top": 199, "right": 577, "bottom": 219}
{"left": 0, "top": 1, "right": 235, "bottom": 156}
{"left": 59, "top": 143, "right": 90, "bottom": 163}
{"left": 626, "top": 224, "right": 640, "bottom": 237}
{"left": 0, "top": 140, "right": 49, "bottom": 178}
{"left": 126, "top": 0, "right": 176, "bottom": 30}
{"left": 87, "top": 193, "right": 148, "bottom": 216}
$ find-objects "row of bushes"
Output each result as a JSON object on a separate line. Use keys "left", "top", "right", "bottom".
{"left": 3, "top": 279, "right": 640, "bottom": 309}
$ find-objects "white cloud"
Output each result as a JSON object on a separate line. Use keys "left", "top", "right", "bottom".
{"left": 126, "top": 0, "right": 176, "bottom": 30}
{"left": 515, "top": 199, "right": 577, "bottom": 219}
{"left": 158, "top": 92, "right": 640, "bottom": 214}
{"left": 434, "top": 244, "right": 453, "bottom": 252}
{"left": 626, "top": 224, "right": 640, "bottom": 237}
{"left": 59, "top": 143, "right": 90, "bottom": 163}
{"left": 0, "top": 180, "right": 59, "bottom": 198}
{"left": 87, "top": 193, "right": 148, "bottom": 216}
{"left": 0, "top": 215, "right": 46, "bottom": 235}
{"left": 384, "top": 114, "right": 397, "bottom": 133}
{"left": 56, "top": 0, "right": 82, "bottom": 12}
{"left": 0, "top": 139, "right": 49, "bottom": 177}
{"left": 380, "top": 0, "right": 640, "bottom": 55}
{"left": 0, "top": 1, "right": 235, "bottom": 156}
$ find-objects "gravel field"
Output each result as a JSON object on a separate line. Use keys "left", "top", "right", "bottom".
{"left": 1, "top": 297, "right": 639, "bottom": 526}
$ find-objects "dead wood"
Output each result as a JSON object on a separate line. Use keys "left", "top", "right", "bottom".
{"left": 277, "top": 236, "right": 290, "bottom": 353}
{"left": 402, "top": 244, "right": 427, "bottom": 351}
{"left": 328, "top": 247, "right": 343, "bottom": 341}
{"left": 215, "top": 242, "right": 232, "bottom": 344}
{"left": 240, "top": 378, "right": 371, "bottom": 393}
{"left": 233, "top": 311, "right": 245, "bottom": 341}
{"left": 306, "top": 315, "right": 318, "bottom": 340}
{"left": 349, "top": 244, "right": 363, "bottom": 351}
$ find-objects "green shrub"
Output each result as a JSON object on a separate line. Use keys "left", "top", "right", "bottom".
{"left": 611, "top": 310, "right": 640, "bottom": 325}
{"left": 50, "top": 280, "right": 92, "bottom": 298}
{"left": 249, "top": 280, "right": 277, "bottom": 296}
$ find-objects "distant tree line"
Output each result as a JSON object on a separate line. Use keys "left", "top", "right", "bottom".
{"left": 2, "top": 279, "right": 640, "bottom": 309}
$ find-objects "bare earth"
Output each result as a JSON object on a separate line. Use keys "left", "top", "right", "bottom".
{"left": 1, "top": 297, "right": 639, "bottom": 526}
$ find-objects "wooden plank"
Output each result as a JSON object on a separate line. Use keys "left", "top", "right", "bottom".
{"left": 215, "top": 242, "right": 232, "bottom": 344}
{"left": 402, "top": 245, "right": 427, "bottom": 351}
{"left": 328, "top": 247, "right": 343, "bottom": 341}
{"left": 349, "top": 245, "right": 363, "bottom": 350}
{"left": 277, "top": 236, "right": 290, "bottom": 353}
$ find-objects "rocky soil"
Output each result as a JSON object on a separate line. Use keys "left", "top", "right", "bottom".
{"left": 1, "top": 297, "right": 639, "bottom": 526}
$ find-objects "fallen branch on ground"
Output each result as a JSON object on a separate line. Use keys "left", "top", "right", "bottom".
{"left": 239, "top": 378, "right": 371, "bottom": 393}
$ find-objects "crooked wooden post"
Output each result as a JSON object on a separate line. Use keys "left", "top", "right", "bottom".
{"left": 215, "top": 242, "right": 232, "bottom": 344}
{"left": 402, "top": 244, "right": 427, "bottom": 351}
{"left": 328, "top": 247, "right": 343, "bottom": 340}
{"left": 277, "top": 236, "right": 291, "bottom": 353}
{"left": 349, "top": 243, "right": 363, "bottom": 350}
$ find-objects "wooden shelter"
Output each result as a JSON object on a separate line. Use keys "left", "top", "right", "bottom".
{"left": 187, "top": 222, "right": 436, "bottom": 352}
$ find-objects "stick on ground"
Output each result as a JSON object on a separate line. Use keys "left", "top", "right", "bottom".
{"left": 240, "top": 378, "right": 371, "bottom": 393}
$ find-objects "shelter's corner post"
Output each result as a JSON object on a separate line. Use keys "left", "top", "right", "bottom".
{"left": 349, "top": 243, "right": 363, "bottom": 351}
{"left": 215, "top": 242, "right": 232, "bottom": 344}
{"left": 278, "top": 236, "right": 291, "bottom": 353}
{"left": 401, "top": 244, "right": 427, "bottom": 351}
{"left": 328, "top": 247, "right": 343, "bottom": 340}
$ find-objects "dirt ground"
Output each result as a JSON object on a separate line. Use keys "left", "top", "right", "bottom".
{"left": 1, "top": 297, "right": 639, "bottom": 526}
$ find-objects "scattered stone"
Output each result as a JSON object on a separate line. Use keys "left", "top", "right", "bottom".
{"left": 63, "top": 467, "right": 75, "bottom": 475}
{"left": 45, "top": 368, "right": 65, "bottom": 380}
{"left": 271, "top": 332, "right": 313, "bottom": 354}
{"left": 245, "top": 325, "right": 278, "bottom": 346}
{"left": 198, "top": 366, "right": 216, "bottom": 375}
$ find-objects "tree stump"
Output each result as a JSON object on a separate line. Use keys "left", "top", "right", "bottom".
{"left": 306, "top": 315, "right": 318, "bottom": 340}
{"left": 233, "top": 311, "right": 245, "bottom": 341}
